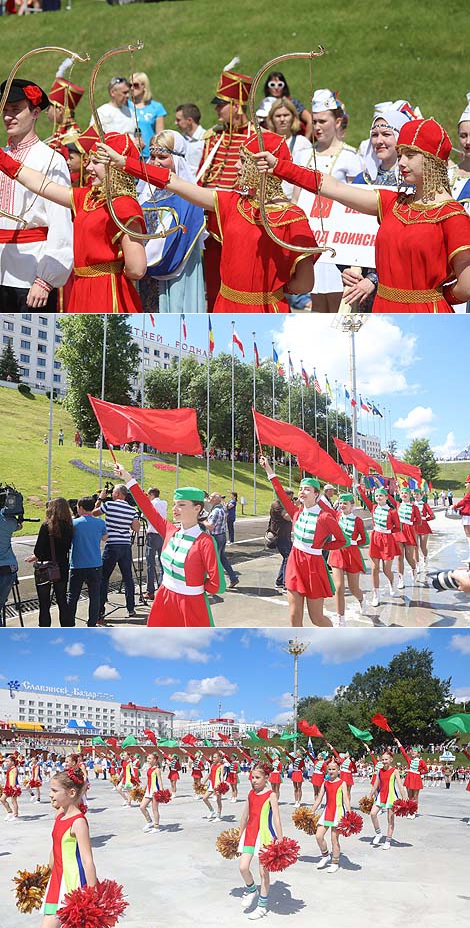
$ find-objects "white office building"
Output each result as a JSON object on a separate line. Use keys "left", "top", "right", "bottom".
{"left": 357, "top": 432, "right": 382, "bottom": 460}
{"left": 128, "top": 322, "right": 207, "bottom": 397}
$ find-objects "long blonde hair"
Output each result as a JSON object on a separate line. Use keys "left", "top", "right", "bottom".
{"left": 266, "top": 97, "right": 301, "bottom": 135}
{"left": 131, "top": 72, "right": 152, "bottom": 105}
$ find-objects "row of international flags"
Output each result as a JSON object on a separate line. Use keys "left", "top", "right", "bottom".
{"left": 150, "top": 314, "right": 385, "bottom": 420}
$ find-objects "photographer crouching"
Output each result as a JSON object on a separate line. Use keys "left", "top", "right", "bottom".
{"left": 0, "top": 485, "right": 23, "bottom": 615}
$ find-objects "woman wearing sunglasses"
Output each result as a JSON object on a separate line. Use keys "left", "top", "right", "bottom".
{"left": 129, "top": 72, "right": 167, "bottom": 160}
{"left": 262, "top": 71, "right": 312, "bottom": 140}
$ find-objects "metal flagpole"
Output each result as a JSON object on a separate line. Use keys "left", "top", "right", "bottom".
{"left": 47, "top": 312, "right": 56, "bottom": 500}
{"left": 252, "top": 332, "right": 257, "bottom": 515}
{"left": 324, "top": 374, "right": 329, "bottom": 456}
{"left": 335, "top": 379, "right": 339, "bottom": 458}
{"left": 98, "top": 313, "right": 108, "bottom": 488}
{"left": 176, "top": 314, "right": 183, "bottom": 488}
{"left": 287, "top": 351, "right": 292, "bottom": 488}
{"left": 140, "top": 320, "right": 145, "bottom": 488}
{"left": 313, "top": 371, "right": 318, "bottom": 441}
{"left": 271, "top": 341, "right": 276, "bottom": 474}
{"left": 344, "top": 386, "right": 348, "bottom": 443}
{"left": 206, "top": 324, "right": 211, "bottom": 493}
{"left": 231, "top": 320, "right": 235, "bottom": 492}
{"left": 300, "top": 359, "right": 305, "bottom": 431}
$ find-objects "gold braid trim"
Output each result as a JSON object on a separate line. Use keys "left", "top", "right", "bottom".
{"left": 377, "top": 283, "right": 443, "bottom": 303}
{"left": 74, "top": 260, "right": 124, "bottom": 277}
{"left": 220, "top": 282, "right": 284, "bottom": 304}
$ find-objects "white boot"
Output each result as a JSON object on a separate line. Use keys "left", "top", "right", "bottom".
{"left": 397, "top": 574, "right": 405, "bottom": 590}
{"left": 371, "top": 589, "right": 380, "bottom": 607}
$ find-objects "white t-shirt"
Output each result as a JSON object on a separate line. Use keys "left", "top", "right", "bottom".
{"left": 184, "top": 124, "right": 206, "bottom": 177}
{"left": 147, "top": 497, "right": 168, "bottom": 535}
{"left": 91, "top": 103, "right": 136, "bottom": 138}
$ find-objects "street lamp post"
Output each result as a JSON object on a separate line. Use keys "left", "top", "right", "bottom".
{"left": 331, "top": 314, "right": 367, "bottom": 483}
{"left": 284, "top": 639, "right": 309, "bottom": 752}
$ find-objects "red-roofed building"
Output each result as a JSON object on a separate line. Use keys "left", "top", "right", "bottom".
{"left": 120, "top": 702, "right": 174, "bottom": 739}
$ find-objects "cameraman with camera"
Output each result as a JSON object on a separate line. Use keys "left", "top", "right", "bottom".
{"left": 0, "top": 486, "right": 23, "bottom": 615}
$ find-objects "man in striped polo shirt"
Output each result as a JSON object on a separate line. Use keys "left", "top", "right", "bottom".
{"left": 94, "top": 484, "right": 141, "bottom": 623}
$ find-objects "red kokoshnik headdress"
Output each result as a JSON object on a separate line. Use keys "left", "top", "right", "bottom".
{"left": 397, "top": 118, "right": 452, "bottom": 162}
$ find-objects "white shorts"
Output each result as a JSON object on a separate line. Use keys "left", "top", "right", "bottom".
{"left": 461, "top": 515, "right": 470, "bottom": 526}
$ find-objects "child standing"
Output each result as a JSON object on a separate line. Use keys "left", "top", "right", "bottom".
{"left": 41, "top": 766, "right": 96, "bottom": 928}
{"left": 202, "top": 750, "right": 225, "bottom": 821}
{"left": 328, "top": 492, "right": 367, "bottom": 626}
{"left": 140, "top": 753, "right": 163, "bottom": 833}
{"left": 227, "top": 753, "right": 240, "bottom": 802}
{"left": 168, "top": 754, "right": 181, "bottom": 795}
{"left": 238, "top": 762, "right": 283, "bottom": 920}
{"left": 369, "top": 749, "right": 406, "bottom": 849}
{"left": 286, "top": 750, "right": 306, "bottom": 807}
{"left": 29, "top": 754, "right": 43, "bottom": 803}
{"left": 116, "top": 752, "right": 133, "bottom": 808}
{"left": 311, "top": 758, "right": 350, "bottom": 874}
{"left": 394, "top": 738, "right": 428, "bottom": 816}
{"left": 311, "top": 751, "right": 329, "bottom": 799}
{"left": 1, "top": 754, "right": 21, "bottom": 821}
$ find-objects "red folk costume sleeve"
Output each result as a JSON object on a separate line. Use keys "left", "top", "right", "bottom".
{"left": 422, "top": 503, "right": 435, "bottom": 522}
{"left": 124, "top": 156, "right": 170, "bottom": 188}
{"left": 272, "top": 159, "right": 322, "bottom": 194}
{"left": 454, "top": 489, "right": 470, "bottom": 514}
{"left": 419, "top": 759, "right": 428, "bottom": 775}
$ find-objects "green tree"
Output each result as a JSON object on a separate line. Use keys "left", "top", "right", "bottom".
{"left": 57, "top": 316, "right": 140, "bottom": 443}
{"left": 403, "top": 439, "right": 439, "bottom": 483}
{"left": 387, "top": 439, "right": 398, "bottom": 456}
{"left": 0, "top": 342, "right": 21, "bottom": 383}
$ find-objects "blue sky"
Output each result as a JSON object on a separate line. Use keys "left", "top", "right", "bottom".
{"left": 133, "top": 315, "right": 469, "bottom": 459}
{"left": 1, "top": 629, "right": 469, "bottom": 726}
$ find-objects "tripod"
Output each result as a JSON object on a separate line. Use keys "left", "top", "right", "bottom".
{"left": 122, "top": 516, "right": 147, "bottom": 605}
{"left": 1, "top": 576, "right": 24, "bottom": 628}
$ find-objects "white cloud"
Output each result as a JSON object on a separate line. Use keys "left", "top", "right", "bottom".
{"left": 171, "top": 675, "right": 238, "bottom": 705}
{"left": 432, "top": 431, "right": 461, "bottom": 460}
{"left": 107, "top": 629, "right": 225, "bottom": 663}
{"left": 154, "top": 677, "right": 180, "bottom": 686}
{"left": 93, "top": 665, "right": 120, "bottom": 680}
{"left": 0, "top": 674, "right": 6, "bottom": 682}
{"left": 65, "top": 676, "right": 79, "bottom": 683}
{"left": 272, "top": 711, "right": 293, "bottom": 725}
{"left": 51, "top": 637, "right": 64, "bottom": 645}
{"left": 172, "top": 709, "right": 201, "bottom": 720}
{"left": 451, "top": 687, "right": 470, "bottom": 702}
{"left": 275, "top": 315, "right": 418, "bottom": 397}
{"left": 393, "top": 405, "right": 435, "bottom": 439}
{"left": 450, "top": 634, "right": 470, "bottom": 656}
{"left": 274, "top": 692, "right": 294, "bottom": 709}
{"left": 65, "top": 643, "right": 85, "bottom": 657}
{"left": 255, "top": 629, "right": 428, "bottom": 664}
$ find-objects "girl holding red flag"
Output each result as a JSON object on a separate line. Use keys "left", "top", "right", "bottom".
{"left": 328, "top": 492, "right": 368, "bottom": 626}
{"left": 227, "top": 753, "right": 240, "bottom": 802}
{"left": 311, "top": 751, "right": 329, "bottom": 798}
{"left": 357, "top": 484, "right": 401, "bottom": 607}
{"left": 259, "top": 456, "right": 346, "bottom": 627}
{"left": 268, "top": 754, "right": 284, "bottom": 799}
{"left": 286, "top": 749, "right": 307, "bottom": 807}
{"left": 394, "top": 738, "right": 428, "bottom": 815}
{"left": 369, "top": 749, "right": 407, "bottom": 850}
{"left": 113, "top": 463, "right": 225, "bottom": 627}
{"left": 139, "top": 752, "right": 164, "bottom": 834}
{"left": 413, "top": 488, "right": 435, "bottom": 572}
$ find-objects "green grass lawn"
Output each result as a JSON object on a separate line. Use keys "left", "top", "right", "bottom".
{"left": 0, "top": 0, "right": 468, "bottom": 148}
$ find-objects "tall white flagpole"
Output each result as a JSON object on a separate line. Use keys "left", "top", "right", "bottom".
{"left": 252, "top": 331, "right": 257, "bottom": 515}
{"left": 176, "top": 314, "right": 183, "bottom": 488}
{"left": 47, "top": 312, "right": 56, "bottom": 500}
{"left": 231, "top": 320, "right": 235, "bottom": 492}
{"left": 98, "top": 314, "right": 108, "bottom": 488}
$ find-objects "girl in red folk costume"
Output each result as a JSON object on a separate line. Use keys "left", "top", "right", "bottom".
{"left": 238, "top": 762, "right": 283, "bottom": 920}
{"left": 311, "top": 750, "right": 329, "bottom": 799}
{"left": 201, "top": 750, "right": 225, "bottom": 822}
{"left": 357, "top": 484, "right": 401, "bottom": 607}
{"left": 29, "top": 754, "right": 43, "bottom": 803}
{"left": 0, "top": 132, "right": 146, "bottom": 312}
{"left": 391, "top": 487, "right": 421, "bottom": 589}
{"left": 327, "top": 743, "right": 357, "bottom": 802}
{"left": 369, "top": 749, "right": 406, "bottom": 850}
{"left": 259, "top": 456, "right": 346, "bottom": 628}
{"left": 140, "top": 752, "right": 164, "bottom": 834}
{"left": 167, "top": 754, "right": 181, "bottom": 795}
{"left": 328, "top": 492, "right": 367, "bottom": 627}
{"left": 413, "top": 488, "right": 435, "bottom": 572}
{"left": 113, "top": 463, "right": 225, "bottom": 627}
{"left": 311, "top": 757, "right": 350, "bottom": 874}
{"left": 394, "top": 738, "right": 428, "bottom": 816}
{"left": 41, "top": 766, "right": 96, "bottom": 928}
{"left": 227, "top": 753, "right": 240, "bottom": 802}
{"left": 453, "top": 474, "right": 470, "bottom": 567}
{"left": 255, "top": 118, "right": 470, "bottom": 313}
{"left": 1, "top": 754, "right": 21, "bottom": 821}
{"left": 286, "top": 749, "right": 306, "bottom": 808}
{"left": 97, "top": 131, "right": 318, "bottom": 313}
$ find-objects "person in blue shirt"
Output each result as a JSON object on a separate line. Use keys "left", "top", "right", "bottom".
{"left": 225, "top": 491, "right": 238, "bottom": 544}
{"left": 130, "top": 71, "right": 167, "bottom": 159}
{"left": 67, "top": 497, "right": 107, "bottom": 628}
{"left": 0, "top": 505, "right": 21, "bottom": 614}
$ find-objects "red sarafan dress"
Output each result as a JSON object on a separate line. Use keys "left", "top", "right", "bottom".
{"left": 67, "top": 188, "right": 145, "bottom": 313}
{"left": 415, "top": 500, "right": 435, "bottom": 535}
{"left": 358, "top": 487, "right": 401, "bottom": 561}
{"left": 374, "top": 190, "right": 470, "bottom": 313}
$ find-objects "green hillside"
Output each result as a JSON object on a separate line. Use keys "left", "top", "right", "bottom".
{"left": 0, "top": 0, "right": 468, "bottom": 149}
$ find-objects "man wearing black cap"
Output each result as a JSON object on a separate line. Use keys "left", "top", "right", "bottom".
{"left": 0, "top": 78, "right": 73, "bottom": 310}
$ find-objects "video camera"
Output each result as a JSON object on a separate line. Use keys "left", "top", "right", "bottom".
{"left": 99, "top": 481, "right": 115, "bottom": 501}
{"left": 0, "top": 482, "right": 39, "bottom": 525}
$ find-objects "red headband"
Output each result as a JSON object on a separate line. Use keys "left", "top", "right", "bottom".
{"left": 66, "top": 767, "right": 84, "bottom": 786}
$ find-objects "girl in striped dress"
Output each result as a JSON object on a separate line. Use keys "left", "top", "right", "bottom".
{"left": 413, "top": 488, "right": 435, "bottom": 571}
{"left": 369, "top": 750, "right": 406, "bottom": 849}
{"left": 311, "top": 750, "right": 329, "bottom": 798}
{"left": 327, "top": 744, "right": 357, "bottom": 801}
{"left": 259, "top": 456, "right": 346, "bottom": 627}
{"left": 227, "top": 754, "right": 240, "bottom": 802}
{"left": 140, "top": 752, "right": 164, "bottom": 833}
{"left": 328, "top": 492, "right": 367, "bottom": 626}
{"left": 113, "top": 464, "right": 225, "bottom": 627}
{"left": 238, "top": 762, "right": 283, "bottom": 920}
{"left": 168, "top": 754, "right": 181, "bottom": 795}
{"left": 394, "top": 739, "right": 428, "bottom": 816}
{"left": 201, "top": 750, "right": 225, "bottom": 821}
{"left": 357, "top": 485, "right": 401, "bottom": 607}
{"left": 268, "top": 755, "right": 283, "bottom": 799}
{"left": 1, "top": 754, "right": 21, "bottom": 821}
{"left": 286, "top": 750, "right": 306, "bottom": 807}
{"left": 311, "top": 758, "right": 350, "bottom": 874}
{"left": 190, "top": 751, "right": 206, "bottom": 796}
{"left": 28, "top": 754, "right": 43, "bottom": 803}
{"left": 392, "top": 489, "right": 421, "bottom": 588}
{"left": 41, "top": 766, "right": 96, "bottom": 928}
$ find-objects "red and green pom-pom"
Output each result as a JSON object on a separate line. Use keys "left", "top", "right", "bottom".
{"left": 214, "top": 781, "right": 230, "bottom": 795}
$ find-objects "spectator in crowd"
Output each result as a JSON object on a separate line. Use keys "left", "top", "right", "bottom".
{"left": 26, "top": 497, "right": 73, "bottom": 627}
{"left": 0, "top": 501, "right": 21, "bottom": 613}
{"left": 225, "top": 491, "right": 238, "bottom": 544}
{"left": 268, "top": 488, "right": 294, "bottom": 592}
{"left": 58, "top": 428, "right": 64, "bottom": 446}
{"left": 67, "top": 497, "right": 107, "bottom": 627}
{"left": 204, "top": 492, "right": 238, "bottom": 588}
{"left": 144, "top": 486, "right": 167, "bottom": 601}
{"left": 130, "top": 71, "right": 167, "bottom": 159}
{"left": 90, "top": 76, "right": 135, "bottom": 137}
{"left": 262, "top": 71, "right": 312, "bottom": 139}
{"left": 174, "top": 103, "right": 206, "bottom": 175}
{"left": 95, "top": 484, "right": 140, "bottom": 620}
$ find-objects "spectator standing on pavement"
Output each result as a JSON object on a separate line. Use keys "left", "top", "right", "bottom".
{"left": 174, "top": 103, "right": 206, "bottom": 175}
{"left": 226, "top": 491, "right": 238, "bottom": 544}
{"left": 268, "top": 489, "right": 294, "bottom": 592}
{"left": 204, "top": 492, "right": 238, "bottom": 588}
{"left": 67, "top": 497, "right": 107, "bottom": 627}
{"left": 448, "top": 489, "right": 454, "bottom": 507}
{"left": 26, "top": 497, "right": 73, "bottom": 627}
{"left": 95, "top": 484, "right": 140, "bottom": 620}
{"left": 144, "top": 487, "right": 167, "bottom": 601}
{"left": 0, "top": 503, "right": 21, "bottom": 614}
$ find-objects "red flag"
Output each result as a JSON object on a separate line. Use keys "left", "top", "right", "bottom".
{"left": 371, "top": 713, "right": 392, "bottom": 732}
{"left": 334, "top": 437, "right": 383, "bottom": 475}
{"left": 181, "top": 734, "right": 198, "bottom": 746}
{"left": 387, "top": 454, "right": 422, "bottom": 483}
{"left": 257, "top": 727, "right": 270, "bottom": 740}
{"left": 143, "top": 729, "right": 157, "bottom": 745}
{"left": 253, "top": 409, "right": 352, "bottom": 487}
{"left": 88, "top": 395, "right": 203, "bottom": 456}
{"left": 106, "top": 737, "right": 118, "bottom": 750}
{"left": 233, "top": 331, "right": 245, "bottom": 357}
{"left": 298, "top": 719, "right": 324, "bottom": 738}
{"left": 217, "top": 732, "right": 231, "bottom": 743}
{"left": 149, "top": 314, "right": 155, "bottom": 327}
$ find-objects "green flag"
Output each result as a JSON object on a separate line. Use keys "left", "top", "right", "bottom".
{"left": 246, "top": 730, "right": 262, "bottom": 742}
{"left": 203, "top": 739, "right": 213, "bottom": 747}
{"left": 157, "top": 738, "right": 179, "bottom": 747}
{"left": 279, "top": 729, "right": 295, "bottom": 741}
{"left": 91, "top": 736, "right": 106, "bottom": 746}
{"left": 121, "top": 735, "right": 138, "bottom": 748}
{"left": 348, "top": 724, "right": 373, "bottom": 742}
{"left": 437, "top": 713, "right": 470, "bottom": 736}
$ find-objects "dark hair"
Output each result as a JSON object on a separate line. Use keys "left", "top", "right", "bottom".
{"left": 148, "top": 487, "right": 160, "bottom": 497}
{"left": 231, "top": 492, "right": 238, "bottom": 500}
{"left": 45, "top": 497, "right": 73, "bottom": 537}
{"left": 77, "top": 497, "right": 95, "bottom": 512}
{"left": 176, "top": 103, "right": 201, "bottom": 123}
{"left": 263, "top": 71, "right": 290, "bottom": 98}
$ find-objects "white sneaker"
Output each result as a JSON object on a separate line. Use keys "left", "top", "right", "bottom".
{"left": 10, "top": 816, "right": 19, "bottom": 823}
{"left": 214, "top": 814, "right": 222, "bottom": 821}
{"left": 327, "top": 863, "right": 339, "bottom": 873}
{"left": 143, "top": 822, "right": 155, "bottom": 833}
{"left": 317, "top": 855, "right": 330, "bottom": 869}
{"left": 358, "top": 598, "right": 365, "bottom": 614}
{"left": 411, "top": 570, "right": 418, "bottom": 583}
{"left": 207, "top": 811, "right": 216, "bottom": 821}
{"left": 30, "top": 795, "right": 36, "bottom": 802}
{"left": 241, "top": 891, "right": 258, "bottom": 910}
{"left": 34, "top": 799, "right": 40, "bottom": 804}
{"left": 372, "top": 834, "right": 382, "bottom": 846}
{"left": 371, "top": 590, "right": 380, "bottom": 607}
{"left": 397, "top": 575, "right": 405, "bottom": 590}
{"left": 248, "top": 908, "right": 267, "bottom": 920}
{"left": 4, "top": 813, "right": 14, "bottom": 821}
{"left": 337, "top": 614, "right": 346, "bottom": 627}
{"left": 294, "top": 801, "right": 300, "bottom": 808}
{"left": 408, "top": 813, "right": 416, "bottom": 820}
{"left": 382, "top": 840, "right": 391, "bottom": 850}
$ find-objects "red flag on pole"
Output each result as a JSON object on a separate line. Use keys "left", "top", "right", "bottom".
{"left": 217, "top": 732, "right": 232, "bottom": 743}
{"left": 143, "top": 729, "right": 157, "bottom": 745}
{"left": 106, "top": 737, "right": 118, "bottom": 749}
{"left": 88, "top": 395, "right": 203, "bottom": 455}
{"left": 371, "top": 713, "right": 393, "bottom": 732}
{"left": 298, "top": 719, "right": 324, "bottom": 738}
{"left": 181, "top": 734, "right": 198, "bottom": 746}
{"left": 253, "top": 409, "right": 352, "bottom": 486}
{"left": 387, "top": 454, "right": 422, "bottom": 482}
{"left": 233, "top": 331, "right": 245, "bottom": 357}
{"left": 257, "top": 727, "right": 270, "bottom": 740}
{"left": 334, "top": 437, "right": 383, "bottom": 475}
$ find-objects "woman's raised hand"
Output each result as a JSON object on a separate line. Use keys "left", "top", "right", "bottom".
{"left": 252, "top": 151, "right": 277, "bottom": 173}
{"left": 113, "top": 462, "right": 132, "bottom": 483}
{"left": 95, "top": 143, "right": 126, "bottom": 169}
